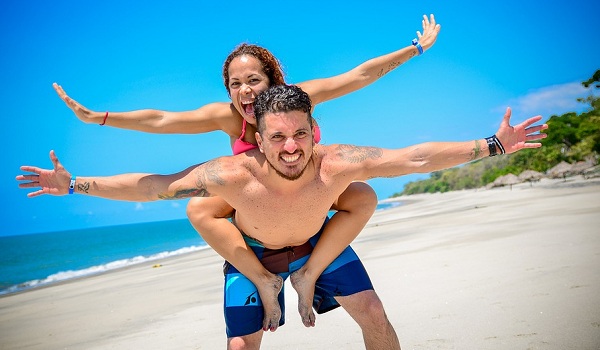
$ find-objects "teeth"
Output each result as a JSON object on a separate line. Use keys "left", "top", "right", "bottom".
{"left": 282, "top": 154, "right": 300, "bottom": 163}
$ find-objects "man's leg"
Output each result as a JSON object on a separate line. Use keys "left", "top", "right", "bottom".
{"left": 290, "top": 181, "right": 377, "bottom": 327}
{"left": 187, "top": 197, "right": 283, "bottom": 331}
{"left": 227, "top": 331, "right": 263, "bottom": 350}
{"left": 336, "top": 290, "right": 401, "bottom": 350}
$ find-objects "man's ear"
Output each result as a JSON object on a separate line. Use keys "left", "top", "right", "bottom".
{"left": 255, "top": 132, "right": 264, "bottom": 153}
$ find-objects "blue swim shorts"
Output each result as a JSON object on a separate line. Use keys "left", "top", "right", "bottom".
{"left": 223, "top": 218, "right": 374, "bottom": 337}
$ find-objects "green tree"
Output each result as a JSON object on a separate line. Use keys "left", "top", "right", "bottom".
{"left": 393, "top": 70, "right": 600, "bottom": 197}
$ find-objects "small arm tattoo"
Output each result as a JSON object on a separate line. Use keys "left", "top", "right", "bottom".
{"left": 336, "top": 145, "right": 383, "bottom": 163}
{"left": 470, "top": 140, "right": 482, "bottom": 160}
{"left": 77, "top": 182, "right": 90, "bottom": 193}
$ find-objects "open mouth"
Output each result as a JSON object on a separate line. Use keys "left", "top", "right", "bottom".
{"left": 281, "top": 153, "right": 301, "bottom": 164}
{"left": 241, "top": 101, "right": 254, "bottom": 117}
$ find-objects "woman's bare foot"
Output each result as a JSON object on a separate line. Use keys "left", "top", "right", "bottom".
{"left": 257, "top": 274, "right": 284, "bottom": 332}
{"left": 290, "top": 267, "right": 317, "bottom": 327}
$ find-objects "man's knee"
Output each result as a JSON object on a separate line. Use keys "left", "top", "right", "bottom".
{"left": 360, "top": 292, "right": 388, "bottom": 322}
{"left": 227, "top": 332, "right": 262, "bottom": 350}
{"left": 186, "top": 197, "right": 233, "bottom": 228}
{"left": 342, "top": 291, "right": 389, "bottom": 327}
{"left": 338, "top": 182, "right": 378, "bottom": 213}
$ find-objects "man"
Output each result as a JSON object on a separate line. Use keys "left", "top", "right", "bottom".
{"left": 18, "top": 84, "right": 547, "bottom": 350}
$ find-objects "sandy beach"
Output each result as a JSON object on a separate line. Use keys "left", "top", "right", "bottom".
{"left": 2, "top": 176, "right": 599, "bottom": 350}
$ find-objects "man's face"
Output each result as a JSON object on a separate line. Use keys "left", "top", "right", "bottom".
{"left": 256, "top": 110, "right": 314, "bottom": 181}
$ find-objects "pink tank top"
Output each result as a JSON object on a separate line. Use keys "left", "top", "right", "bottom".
{"left": 232, "top": 119, "right": 322, "bottom": 155}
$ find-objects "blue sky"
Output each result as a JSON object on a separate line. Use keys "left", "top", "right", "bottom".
{"left": 3, "top": 1, "right": 599, "bottom": 236}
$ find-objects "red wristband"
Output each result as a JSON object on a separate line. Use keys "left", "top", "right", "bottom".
{"left": 99, "top": 111, "right": 109, "bottom": 126}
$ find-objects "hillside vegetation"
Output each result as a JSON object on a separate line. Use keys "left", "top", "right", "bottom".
{"left": 395, "top": 70, "right": 600, "bottom": 197}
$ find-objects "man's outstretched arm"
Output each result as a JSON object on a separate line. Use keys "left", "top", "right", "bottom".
{"left": 16, "top": 150, "right": 213, "bottom": 201}
{"left": 351, "top": 107, "right": 548, "bottom": 179}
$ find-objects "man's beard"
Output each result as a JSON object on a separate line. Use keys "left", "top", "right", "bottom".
{"left": 265, "top": 153, "right": 310, "bottom": 181}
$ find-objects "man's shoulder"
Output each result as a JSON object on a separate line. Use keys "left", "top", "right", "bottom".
{"left": 317, "top": 144, "right": 382, "bottom": 175}
{"left": 315, "top": 144, "right": 346, "bottom": 169}
{"left": 211, "top": 150, "right": 262, "bottom": 179}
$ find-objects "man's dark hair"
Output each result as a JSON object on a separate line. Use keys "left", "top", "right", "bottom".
{"left": 254, "top": 85, "right": 313, "bottom": 133}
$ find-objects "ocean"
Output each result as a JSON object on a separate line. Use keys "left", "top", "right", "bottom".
{"left": 0, "top": 219, "right": 208, "bottom": 296}
{"left": 1, "top": 202, "right": 398, "bottom": 296}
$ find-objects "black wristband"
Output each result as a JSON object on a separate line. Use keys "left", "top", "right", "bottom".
{"left": 492, "top": 135, "right": 505, "bottom": 155}
{"left": 486, "top": 135, "right": 506, "bottom": 157}
{"left": 486, "top": 136, "right": 498, "bottom": 157}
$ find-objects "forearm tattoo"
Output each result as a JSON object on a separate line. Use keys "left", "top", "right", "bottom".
{"left": 470, "top": 140, "right": 482, "bottom": 161}
{"left": 335, "top": 145, "right": 383, "bottom": 163}
{"left": 77, "top": 182, "right": 90, "bottom": 193}
{"left": 377, "top": 60, "right": 403, "bottom": 78}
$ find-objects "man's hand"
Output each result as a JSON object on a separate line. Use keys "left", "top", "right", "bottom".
{"left": 495, "top": 107, "right": 548, "bottom": 155}
{"left": 17, "top": 150, "right": 71, "bottom": 197}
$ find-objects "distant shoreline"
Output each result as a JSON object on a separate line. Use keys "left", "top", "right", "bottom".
{"left": 2, "top": 174, "right": 599, "bottom": 349}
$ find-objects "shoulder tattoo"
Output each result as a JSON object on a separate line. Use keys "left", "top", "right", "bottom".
{"left": 335, "top": 145, "right": 383, "bottom": 163}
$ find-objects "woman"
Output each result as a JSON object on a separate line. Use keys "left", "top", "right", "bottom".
{"left": 53, "top": 14, "right": 440, "bottom": 331}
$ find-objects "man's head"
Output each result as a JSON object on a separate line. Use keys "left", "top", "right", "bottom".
{"left": 254, "top": 84, "right": 313, "bottom": 133}
{"left": 254, "top": 85, "right": 315, "bottom": 181}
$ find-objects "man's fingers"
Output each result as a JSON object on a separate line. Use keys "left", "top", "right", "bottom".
{"left": 16, "top": 174, "right": 38, "bottom": 182}
{"left": 27, "top": 190, "right": 44, "bottom": 198}
{"left": 18, "top": 182, "right": 38, "bottom": 189}
{"left": 526, "top": 133, "right": 547, "bottom": 142}
{"left": 49, "top": 150, "right": 61, "bottom": 170}
{"left": 525, "top": 123, "right": 547, "bottom": 135}
{"left": 19, "top": 165, "right": 41, "bottom": 174}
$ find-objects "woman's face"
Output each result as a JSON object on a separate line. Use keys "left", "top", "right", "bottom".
{"left": 227, "top": 55, "right": 271, "bottom": 125}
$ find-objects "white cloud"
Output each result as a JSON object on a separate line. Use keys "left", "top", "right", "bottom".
{"left": 170, "top": 202, "right": 181, "bottom": 208}
{"left": 500, "top": 82, "right": 597, "bottom": 118}
{"left": 134, "top": 202, "right": 144, "bottom": 211}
